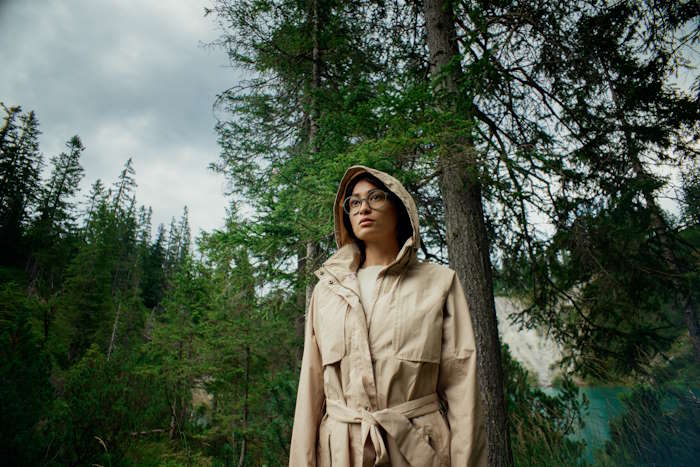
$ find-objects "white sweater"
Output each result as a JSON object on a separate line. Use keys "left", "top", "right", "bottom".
{"left": 356, "top": 264, "right": 383, "bottom": 326}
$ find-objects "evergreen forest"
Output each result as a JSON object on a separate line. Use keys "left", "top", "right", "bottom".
{"left": 1, "top": 0, "right": 699, "bottom": 465}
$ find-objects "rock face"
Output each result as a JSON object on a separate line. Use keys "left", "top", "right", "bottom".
{"left": 494, "top": 296, "right": 564, "bottom": 386}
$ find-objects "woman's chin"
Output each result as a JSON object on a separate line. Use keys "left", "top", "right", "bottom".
{"left": 357, "top": 233, "right": 390, "bottom": 245}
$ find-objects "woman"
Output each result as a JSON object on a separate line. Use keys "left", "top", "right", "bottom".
{"left": 290, "top": 165, "right": 487, "bottom": 467}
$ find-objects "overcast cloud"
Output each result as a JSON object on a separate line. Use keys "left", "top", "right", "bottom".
{"left": 0, "top": 0, "right": 235, "bottom": 240}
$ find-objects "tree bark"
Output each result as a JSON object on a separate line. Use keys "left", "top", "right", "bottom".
{"left": 238, "top": 345, "right": 250, "bottom": 467}
{"left": 423, "top": 1, "right": 514, "bottom": 464}
{"left": 297, "top": 0, "right": 322, "bottom": 361}
{"left": 107, "top": 301, "right": 121, "bottom": 361}
{"left": 306, "top": 0, "right": 322, "bottom": 312}
{"left": 295, "top": 244, "right": 307, "bottom": 363}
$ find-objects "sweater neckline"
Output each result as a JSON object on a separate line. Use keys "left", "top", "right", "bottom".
{"left": 358, "top": 264, "right": 384, "bottom": 271}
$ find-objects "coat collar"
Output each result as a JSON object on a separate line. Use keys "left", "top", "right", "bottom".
{"left": 314, "top": 236, "right": 418, "bottom": 285}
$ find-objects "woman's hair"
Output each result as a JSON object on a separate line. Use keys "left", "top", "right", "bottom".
{"left": 342, "top": 172, "right": 413, "bottom": 251}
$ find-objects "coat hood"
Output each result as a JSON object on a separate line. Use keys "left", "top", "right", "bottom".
{"left": 318, "top": 165, "right": 421, "bottom": 277}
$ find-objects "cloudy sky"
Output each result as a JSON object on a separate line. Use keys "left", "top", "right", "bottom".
{"left": 0, "top": 0, "right": 236, "bottom": 240}
{"left": 2, "top": 1, "right": 696, "bottom": 242}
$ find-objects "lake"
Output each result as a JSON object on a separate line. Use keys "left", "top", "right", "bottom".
{"left": 541, "top": 386, "right": 631, "bottom": 462}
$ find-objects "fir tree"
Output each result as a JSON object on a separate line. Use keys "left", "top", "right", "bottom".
{"left": 0, "top": 105, "right": 43, "bottom": 265}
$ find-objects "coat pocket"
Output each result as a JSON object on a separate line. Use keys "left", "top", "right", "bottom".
{"left": 412, "top": 411, "right": 451, "bottom": 467}
{"left": 316, "top": 294, "right": 347, "bottom": 365}
{"left": 316, "top": 413, "right": 332, "bottom": 466}
{"left": 392, "top": 290, "right": 442, "bottom": 363}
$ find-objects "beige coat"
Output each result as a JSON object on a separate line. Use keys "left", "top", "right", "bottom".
{"left": 289, "top": 165, "right": 487, "bottom": 467}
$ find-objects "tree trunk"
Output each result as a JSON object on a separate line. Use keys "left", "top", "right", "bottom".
{"left": 107, "top": 301, "right": 121, "bottom": 361}
{"left": 297, "top": 0, "right": 322, "bottom": 361}
{"left": 238, "top": 345, "right": 250, "bottom": 467}
{"left": 306, "top": 0, "right": 322, "bottom": 314}
{"left": 423, "top": 1, "right": 513, "bottom": 465}
{"left": 295, "top": 245, "right": 307, "bottom": 363}
{"left": 168, "top": 400, "right": 177, "bottom": 440}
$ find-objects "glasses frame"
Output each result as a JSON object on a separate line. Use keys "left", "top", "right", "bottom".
{"left": 343, "top": 188, "right": 389, "bottom": 215}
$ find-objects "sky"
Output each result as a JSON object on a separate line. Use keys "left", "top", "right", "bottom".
{"left": 0, "top": 0, "right": 235, "bottom": 241}
{"left": 1, "top": 1, "right": 696, "bottom": 244}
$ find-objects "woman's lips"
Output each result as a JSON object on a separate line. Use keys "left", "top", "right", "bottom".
{"left": 359, "top": 219, "right": 374, "bottom": 227}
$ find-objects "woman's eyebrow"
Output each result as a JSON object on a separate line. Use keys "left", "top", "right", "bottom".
{"left": 351, "top": 188, "right": 380, "bottom": 196}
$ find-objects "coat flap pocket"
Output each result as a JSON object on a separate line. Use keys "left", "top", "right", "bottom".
{"left": 319, "top": 333, "right": 345, "bottom": 365}
{"left": 316, "top": 295, "right": 347, "bottom": 366}
{"left": 393, "top": 290, "right": 442, "bottom": 363}
{"left": 454, "top": 347, "right": 474, "bottom": 360}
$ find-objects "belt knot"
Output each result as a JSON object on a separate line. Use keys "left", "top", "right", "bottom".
{"left": 360, "top": 408, "right": 378, "bottom": 427}
{"left": 325, "top": 393, "right": 441, "bottom": 467}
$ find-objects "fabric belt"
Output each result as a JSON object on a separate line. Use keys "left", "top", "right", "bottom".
{"left": 326, "top": 393, "right": 440, "bottom": 466}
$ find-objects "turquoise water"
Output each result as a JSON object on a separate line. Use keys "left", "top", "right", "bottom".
{"left": 541, "top": 386, "right": 631, "bottom": 462}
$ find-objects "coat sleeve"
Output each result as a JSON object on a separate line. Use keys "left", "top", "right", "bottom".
{"left": 437, "top": 271, "right": 488, "bottom": 467}
{"left": 289, "top": 287, "right": 325, "bottom": 467}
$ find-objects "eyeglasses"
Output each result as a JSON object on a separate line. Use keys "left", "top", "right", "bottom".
{"left": 343, "top": 189, "right": 389, "bottom": 215}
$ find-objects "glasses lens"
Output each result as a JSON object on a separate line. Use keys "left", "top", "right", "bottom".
{"left": 343, "top": 196, "right": 358, "bottom": 214}
{"left": 368, "top": 190, "right": 386, "bottom": 209}
{"left": 344, "top": 190, "right": 388, "bottom": 214}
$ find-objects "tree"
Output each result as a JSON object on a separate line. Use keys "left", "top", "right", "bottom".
{"left": 463, "top": 0, "right": 700, "bottom": 372}
{"left": 422, "top": 1, "right": 513, "bottom": 463}
{"left": 35, "top": 135, "right": 85, "bottom": 236}
{"left": 141, "top": 222, "right": 167, "bottom": 310}
{"left": 208, "top": 0, "right": 699, "bottom": 461}
{"left": 207, "top": 0, "right": 390, "bottom": 343}
{"left": 197, "top": 205, "right": 300, "bottom": 464}
{"left": 146, "top": 253, "right": 205, "bottom": 441}
{"left": 0, "top": 281, "right": 52, "bottom": 465}
{"left": 0, "top": 104, "right": 43, "bottom": 265}
{"left": 27, "top": 135, "right": 85, "bottom": 293}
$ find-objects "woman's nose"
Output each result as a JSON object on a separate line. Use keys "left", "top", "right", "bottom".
{"left": 358, "top": 199, "right": 371, "bottom": 212}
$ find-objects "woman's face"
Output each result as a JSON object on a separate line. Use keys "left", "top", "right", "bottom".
{"left": 347, "top": 179, "right": 399, "bottom": 246}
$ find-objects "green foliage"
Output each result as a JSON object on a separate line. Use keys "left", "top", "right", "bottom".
{"left": 0, "top": 281, "right": 52, "bottom": 466}
{"left": 0, "top": 103, "right": 43, "bottom": 265}
{"left": 41, "top": 345, "right": 169, "bottom": 466}
{"left": 172, "top": 210, "right": 299, "bottom": 464}
{"left": 141, "top": 222, "right": 167, "bottom": 309}
{"left": 143, "top": 254, "right": 207, "bottom": 444}
{"left": 1, "top": 0, "right": 698, "bottom": 464}
{"left": 502, "top": 344, "right": 588, "bottom": 466}
{"left": 596, "top": 385, "right": 700, "bottom": 466}
{"left": 681, "top": 162, "right": 700, "bottom": 226}
{"left": 516, "top": 186, "right": 692, "bottom": 379}
{"left": 0, "top": 105, "right": 186, "bottom": 465}
{"left": 460, "top": 0, "right": 699, "bottom": 379}
{"left": 594, "top": 343, "right": 700, "bottom": 466}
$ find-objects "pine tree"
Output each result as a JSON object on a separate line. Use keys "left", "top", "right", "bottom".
{"left": 141, "top": 222, "right": 167, "bottom": 310}
{"left": 27, "top": 135, "right": 85, "bottom": 292}
{"left": 112, "top": 157, "right": 136, "bottom": 213}
{"left": 196, "top": 206, "right": 298, "bottom": 464}
{"left": 205, "top": 0, "right": 699, "bottom": 462}
{"left": 0, "top": 105, "right": 43, "bottom": 265}
{"left": 84, "top": 178, "right": 106, "bottom": 232}
{"left": 145, "top": 252, "right": 205, "bottom": 441}
{"left": 35, "top": 135, "right": 85, "bottom": 235}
